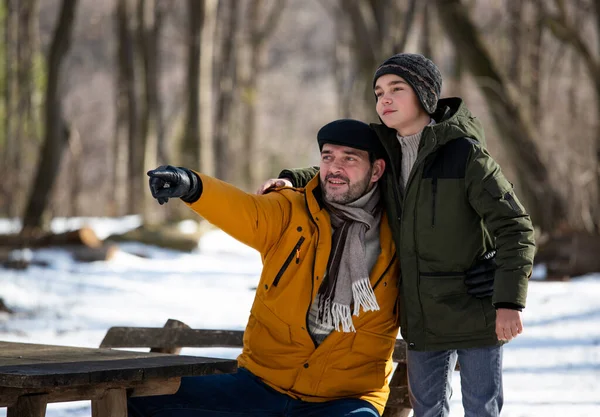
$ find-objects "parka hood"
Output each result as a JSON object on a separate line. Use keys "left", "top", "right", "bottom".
{"left": 371, "top": 97, "right": 487, "bottom": 149}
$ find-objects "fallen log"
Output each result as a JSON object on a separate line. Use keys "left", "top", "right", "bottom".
{"left": 0, "top": 227, "right": 101, "bottom": 248}
{"left": 535, "top": 231, "right": 600, "bottom": 280}
{"left": 0, "top": 228, "right": 114, "bottom": 269}
{"left": 0, "top": 298, "right": 13, "bottom": 314}
{"left": 70, "top": 244, "right": 119, "bottom": 263}
{"left": 106, "top": 223, "right": 211, "bottom": 252}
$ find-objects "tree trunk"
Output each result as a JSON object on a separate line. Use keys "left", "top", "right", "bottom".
{"left": 20, "top": 0, "right": 78, "bottom": 234}
{"left": 541, "top": 0, "right": 600, "bottom": 231}
{"left": 181, "top": 0, "right": 204, "bottom": 169}
{"left": 124, "top": 0, "right": 141, "bottom": 215}
{"left": 113, "top": 0, "right": 136, "bottom": 216}
{"left": 199, "top": 0, "right": 217, "bottom": 176}
{"left": 17, "top": 0, "right": 40, "bottom": 143}
{"left": 213, "top": 0, "right": 240, "bottom": 181}
{"left": 2, "top": 0, "right": 18, "bottom": 217}
{"left": 433, "top": 0, "right": 567, "bottom": 232}
{"left": 67, "top": 126, "right": 83, "bottom": 216}
{"left": 420, "top": 1, "right": 432, "bottom": 59}
{"left": 241, "top": 0, "right": 286, "bottom": 189}
{"left": 507, "top": 0, "right": 523, "bottom": 88}
{"left": 341, "top": 0, "right": 418, "bottom": 120}
{"left": 138, "top": 0, "right": 165, "bottom": 222}
{"left": 529, "top": 11, "right": 543, "bottom": 122}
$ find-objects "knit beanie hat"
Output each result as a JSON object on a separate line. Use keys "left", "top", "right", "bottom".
{"left": 317, "top": 119, "right": 386, "bottom": 159}
{"left": 372, "top": 53, "right": 442, "bottom": 114}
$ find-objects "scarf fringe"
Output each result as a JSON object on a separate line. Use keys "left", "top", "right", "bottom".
{"left": 352, "top": 278, "right": 380, "bottom": 316}
{"left": 331, "top": 302, "right": 356, "bottom": 332}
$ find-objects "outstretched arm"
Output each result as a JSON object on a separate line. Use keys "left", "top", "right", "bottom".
{"left": 148, "top": 165, "right": 291, "bottom": 253}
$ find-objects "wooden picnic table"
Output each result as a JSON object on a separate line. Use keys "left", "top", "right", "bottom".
{"left": 0, "top": 340, "right": 237, "bottom": 417}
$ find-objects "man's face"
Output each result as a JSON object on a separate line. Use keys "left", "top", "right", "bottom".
{"left": 374, "top": 74, "right": 427, "bottom": 133}
{"left": 319, "top": 144, "right": 385, "bottom": 204}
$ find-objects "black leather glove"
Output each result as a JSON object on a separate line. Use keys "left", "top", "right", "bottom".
{"left": 464, "top": 250, "right": 496, "bottom": 298}
{"left": 147, "top": 165, "right": 201, "bottom": 205}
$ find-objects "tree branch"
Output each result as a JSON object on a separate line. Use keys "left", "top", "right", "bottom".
{"left": 394, "top": 0, "right": 419, "bottom": 52}
{"left": 256, "top": 0, "right": 287, "bottom": 46}
{"left": 543, "top": 13, "right": 600, "bottom": 84}
{"left": 344, "top": 1, "right": 378, "bottom": 63}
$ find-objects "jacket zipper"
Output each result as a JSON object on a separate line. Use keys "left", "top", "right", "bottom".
{"left": 431, "top": 176, "right": 438, "bottom": 226}
{"left": 305, "top": 202, "right": 320, "bottom": 348}
{"left": 272, "top": 236, "right": 305, "bottom": 287}
{"left": 503, "top": 192, "right": 522, "bottom": 213}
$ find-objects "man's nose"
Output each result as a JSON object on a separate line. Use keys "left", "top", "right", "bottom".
{"left": 330, "top": 162, "right": 343, "bottom": 173}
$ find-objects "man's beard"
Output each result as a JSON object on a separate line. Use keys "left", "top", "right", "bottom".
{"left": 323, "top": 168, "right": 373, "bottom": 205}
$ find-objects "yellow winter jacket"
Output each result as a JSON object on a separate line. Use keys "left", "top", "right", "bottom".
{"left": 186, "top": 173, "right": 400, "bottom": 414}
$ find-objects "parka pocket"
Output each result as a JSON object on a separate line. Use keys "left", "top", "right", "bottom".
{"left": 483, "top": 176, "right": 524, "bottom": 215}
{"left": 325, "top": 331, "right": 394, "bottom": 396}
{"left": 419, "top": 274, "right": 491, "bottom": 337}
{"left": 249, "top": 297, "right": 292, "bottom": 346}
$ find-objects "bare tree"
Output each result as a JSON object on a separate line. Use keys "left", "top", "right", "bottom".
{"left": 240, "top": 0, "right": 287, "bottom": 189}
{"left": 336, "top": 0, "right": 419, "bottom": 120}
{"left": 433, "top": 0, "right": 567, "bottom": 232}
{"left": 528, "top": 6, "right": 543, "bottom": 122}
{"left": 540, "top": 0, "right": 600, "bottom": 230}
{"left": 180, "top": 0, "right": 205, "bottom": 170}
{"left": 21, "top": 0, "right": 78, "bottom": 235}
{"left": 213, "top": 0, "right": 240, "bottom": 181}
{"left": 420, "top": 1, "right": 433, "bottom": 60}
{"left": 113, "top": 0, "right": 138, "bottom": 215}
{"left": 507, "top": 0, "right": 523, "bottom": 88}
{"left": 137, "top": 0, "right": 165, "bottom": 220}
{"left": 2, "top": 0, "right": 18, "bottom": 217}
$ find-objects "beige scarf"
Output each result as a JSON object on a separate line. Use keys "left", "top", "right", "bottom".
{"left": 318, "top": 184, "right": 382, "bottom": 332}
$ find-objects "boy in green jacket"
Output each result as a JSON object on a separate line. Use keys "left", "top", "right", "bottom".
{"left": 259, "top": 53, "right": 535, "bottom": 417}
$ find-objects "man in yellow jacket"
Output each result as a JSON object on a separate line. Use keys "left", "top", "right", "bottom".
{"left": 129, "top": 119, "right": 400, "bottom": 417}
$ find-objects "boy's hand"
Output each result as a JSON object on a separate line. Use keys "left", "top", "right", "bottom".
{"left": 255, "top": 178, "right": 292, "bottom": 195}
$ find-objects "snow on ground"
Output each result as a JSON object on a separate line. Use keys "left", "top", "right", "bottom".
{"left": 0, "top": 217, "right": 599, "bottom": 416}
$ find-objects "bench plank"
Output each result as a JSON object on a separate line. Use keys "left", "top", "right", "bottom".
{"left": 0, "top": 378, "right": 181, "bottom": 408}
{"left": 0, "top": 342, "right": 236, "bottom": 389}
{"left": 100, "top": 328, "right": 245, "bottom": 349}
{"left": 101, "top": 327, "right": 409, "bottom": 362}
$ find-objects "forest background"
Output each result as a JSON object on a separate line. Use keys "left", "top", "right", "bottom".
{"left": 1, "top": 0, "right": 598, "bottom": 242}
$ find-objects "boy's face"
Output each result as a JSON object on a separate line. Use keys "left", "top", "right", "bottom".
{"left": 319, "top": 144, "right": 385, "bottom": 205}
{"left": 374, "top": 74, "right": 428, "bottom": 133}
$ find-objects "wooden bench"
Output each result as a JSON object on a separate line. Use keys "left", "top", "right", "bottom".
{"left": 0, "top": 340, "right": 237, "bottom": 417}
{"left": 100, "top": 319, "right": 412, "bottom": 417}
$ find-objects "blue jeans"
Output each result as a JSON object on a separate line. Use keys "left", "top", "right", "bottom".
{"left": 128, "top": 368, "right": 380, "bottom": 417}
{"left": 407, "top": 345, "right": 503, "bottom": 417}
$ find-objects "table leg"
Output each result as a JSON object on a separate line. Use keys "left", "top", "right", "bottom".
{"left": 7, "top": 394, "right": 48, "bottom": 417}
{"left": 91, "top": 388, "right": 127, "bottom": 417}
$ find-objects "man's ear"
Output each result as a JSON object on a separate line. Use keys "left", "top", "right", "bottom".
{"left": 371, "top": 159, "right": 386, "bottom": 182}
